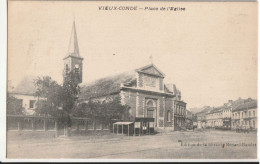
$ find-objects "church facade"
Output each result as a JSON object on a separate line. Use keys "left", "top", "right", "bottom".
{"left": 63, "top": 22, "right": 187, "bottom": 131}
{"left": 77, "top": 64, "right": 187, "bottom": 131}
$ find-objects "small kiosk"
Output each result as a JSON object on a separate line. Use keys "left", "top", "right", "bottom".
{"left": 112, "top": 118, "right": 155, "bottom": 136}
{"left": 112, "top": 122, "right": 133, "bottom": 136}
{"left": 134, "top": 117, "right": 155, "bottom": 136}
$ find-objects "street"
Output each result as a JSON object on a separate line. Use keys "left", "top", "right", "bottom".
{"left": 7, "top": 129, "right": 257, "bottom": 159}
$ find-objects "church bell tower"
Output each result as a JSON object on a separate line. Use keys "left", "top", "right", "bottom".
{"left": 63, "top": 20, "right": 84, "bottom": 84}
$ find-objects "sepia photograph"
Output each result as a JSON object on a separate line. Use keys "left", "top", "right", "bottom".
{"left": 4, "top": 0, "right": 258, "bottom": 161}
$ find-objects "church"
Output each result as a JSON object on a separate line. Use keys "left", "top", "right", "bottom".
{"left": 9, "top": 21, "right": 187, "bottom": 132}
{"left": 64, "top": 21, "right": 187, "bottom": 131}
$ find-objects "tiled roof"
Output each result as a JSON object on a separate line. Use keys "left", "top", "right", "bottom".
{"left": 79, "top": 70, "right": 136, "bottom": 100}
{"left": 208, "top": 107, "right": 222, "bottom": 114}
{"left": 233, "top": 100, "right": 257, "bottom": 112}
{"left": 79, "top": 64, "right": 178, "bottom": 101}
{"left": 10, "top": 76, "right": 38, "bottom": 95}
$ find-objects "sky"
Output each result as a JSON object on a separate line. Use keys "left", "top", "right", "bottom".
{"left": 7, "top": 1, "right": 257, "bottom": 109}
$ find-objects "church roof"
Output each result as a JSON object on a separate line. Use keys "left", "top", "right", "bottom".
{"left": 79, "top": 70, "right": 136, "bottom": 101}
{"left": 78, "top": 64, "right": 180, "bottom": 101}
{"left": 64, "top": 21, "right": 83, "bottom": 60}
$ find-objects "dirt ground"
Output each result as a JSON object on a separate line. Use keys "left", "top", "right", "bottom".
{"left": 6, "top": 129, "right": 257, "bottom": 159}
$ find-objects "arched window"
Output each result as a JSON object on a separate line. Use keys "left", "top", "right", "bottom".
{"left": 147, "top": 100, "right": 155, "bottom": 107}
{"left": 167, "top": 110, "right": 171, "bottom": 122}
{"left": 146, "top": 99, "right": 156, "bottom": 118}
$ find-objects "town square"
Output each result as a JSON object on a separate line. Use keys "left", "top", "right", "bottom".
{"left": 7, "top": 129, "right": 257, "bottom": 159}
{"left": 4, "top": 1, "right": 257, "bottom": 161}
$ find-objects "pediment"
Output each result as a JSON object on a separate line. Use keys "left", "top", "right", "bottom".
{"left": 136, "top": 64, "right": 165, "bottom": 77}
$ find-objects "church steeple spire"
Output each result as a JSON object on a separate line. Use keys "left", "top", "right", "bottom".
{"left": 63, "top": 20, "right": 84, "bottom": 84}
{"left": 64, "top": 20, "right": 82, "bottom": 59}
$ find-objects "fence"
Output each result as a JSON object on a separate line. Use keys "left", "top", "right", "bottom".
{"left": 7, "top": 115, "right": 110, "bottom": 136}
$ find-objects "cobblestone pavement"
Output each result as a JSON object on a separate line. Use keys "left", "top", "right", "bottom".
{"left": 6, "top": 129, "right": 257, "bottom": 159}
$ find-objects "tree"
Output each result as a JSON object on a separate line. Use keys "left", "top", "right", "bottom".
{"left": 61, "top": 71, "right": 80, "bottom": 115}
{"left": 34, "top": 76, "right": 63, "bottom": 116}
{"left": 7, "top": 95, "right": 25, "bottom": 115}
{"left": 34, "top": 71, "right": 80, "bottom": 126}
{"left": 73, "top": 96, "right": 131, "bottom": 126}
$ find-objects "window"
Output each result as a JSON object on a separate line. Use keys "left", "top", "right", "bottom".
{"left": 249, "top": 111, "right": 251, "bottom": 117}
{"left": 65, "top": 64, "right": 69, "bottom": 74}
{"left": 167, "top": 110, "right": 171, "bottom": 122}
{"left": 253, "top": 111, "right": 255, "bottom": 117}
{"left": 75, "top": 64, "right": 80, "bottom": 74}
{"left": 29, "top": 100, "right": 36, "bottom": 108}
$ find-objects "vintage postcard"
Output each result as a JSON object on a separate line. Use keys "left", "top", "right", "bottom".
{"left": 4, "top": 0, "right": 258, "bottom": 161}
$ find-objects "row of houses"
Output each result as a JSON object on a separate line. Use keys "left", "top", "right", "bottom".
{"left": 195, "top": 98, "right": 257, "bottom": 130}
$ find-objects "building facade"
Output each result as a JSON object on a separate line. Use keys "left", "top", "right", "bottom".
{"left": 8, "top": 76, "right": 39, "bottom": 115}
{"left": 206, "top": 107, "right": 224, "bottom": 128}
{"left": 231, "top": 100, "right": 257, "bottom": 130}
{"left": 205, "top": 98, "right": 257, "bottom": 130}
{"left": 206, "top": 104, "right": 232, "bottom": 129}
{"left": 78, "top": 64, "right": 187, "bottom": 131}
